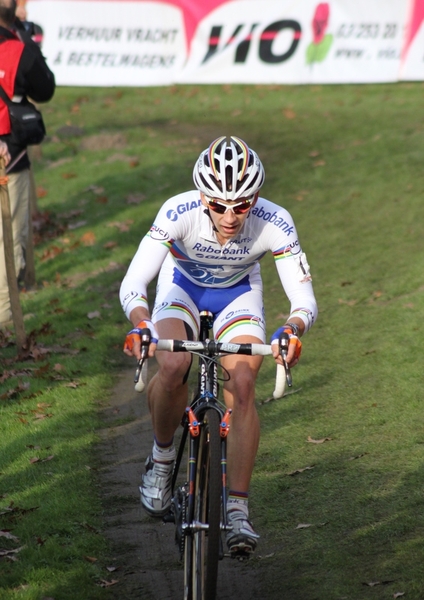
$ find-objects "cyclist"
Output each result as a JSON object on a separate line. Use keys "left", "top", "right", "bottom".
{"left": 120, "top": 136, "right": 318, "bottom": 555}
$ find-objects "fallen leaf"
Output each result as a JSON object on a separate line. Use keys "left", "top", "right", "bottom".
{"left": 87, "top": 311, "right": 101, "bottom": 320}
{"left": 312, "top": 159, "right": 326, "bottom": 167}
{"left": 309, "top": 150, "right": 320, "bottom": 157}
{"left": 68, "top": 220, "right": 88, "bottom": 230}
{"left": 84, "top": 555, "right": 98, "bottom": 563}
{"left": 287, "top": 465, "right": 315, "bottom": 476}
{"left": 98, "top": 579, "right": 119, "bottom": 588}
{"left": 307, "top": 436, "right": 332, "bottom": 444}
{"left": 338, "top": 298, "right": 357, "bottom": 306}
{"left": 64, "top": 382, "right": 80, "bottom": 388}
{"left": 82, "top": 523, "right": 100, "bottom": 533}
{"left": 106, "top": 565, "right": 119, "bottom": 572}
{"left": 394, "top": 593, "right": 405, "bottom": 598}
{"left": 85, "top": 185, "right": 104, "bottom": 194}
{"left": 33, "top": 413, "right": 53, "bottom": 420}
{"left": 0, "top": 530, "right": 19, "bottom": 541}
{"left": 36, "top": 186, "right": 48, "bottom": 198}
{"left": 107, "top": 220, "right": 133, "bottom": 232}
{"left": 0, "top": 546, "right": 25, "bottom": 557}
{"left": 40, "top": 245, "right": 63, "bottom": 262}
{"left": 81, "top": 231, "right": 96, "bottom": 246}
{"left": 126, "top": 193, "right": 146, "bottom": 204}
{"left": 0, "top": 504, "right": 38, "bottom": 517}
{"left": 284, "top": 108, "right": 296, "bottom": 119}
{"left": 362, "top": 580, "right": 395, "bottom": 587}
{"left": 348, "top": 453, "right": 368, "bottom": 461}
{"left": 0, "top": 382, "right": 30, "bottom": 401}
{"left": 296, "top": 523, "right": 312, "bottom": 529}
{"left": 61, "top": 172, "right": 77, "bottom": 179}
{"left": 103, "top": 241, "right": 117, "bottom": 250}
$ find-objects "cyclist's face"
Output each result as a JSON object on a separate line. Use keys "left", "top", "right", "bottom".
{"left": 200, "top": 193, "right": 257, "bottom": 242}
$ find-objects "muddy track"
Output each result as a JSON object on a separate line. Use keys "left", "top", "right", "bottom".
{"left": 98, "top": 365, "right": 266, "bottom": 599}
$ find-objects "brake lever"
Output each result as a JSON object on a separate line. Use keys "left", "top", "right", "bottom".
{"left": 134, "top": 328, "right": 151, "bottom": 386}
{"left": 279, "top": 332, "right": 292, "bottom": 387}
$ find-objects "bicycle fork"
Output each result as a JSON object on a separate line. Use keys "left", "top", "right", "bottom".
{"left": 183, "top": 407, "right": 232, "bottom": 549}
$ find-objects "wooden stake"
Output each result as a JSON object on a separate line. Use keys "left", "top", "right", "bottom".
{"left": 0, "top": 157, "right": 27, "bottom": 352}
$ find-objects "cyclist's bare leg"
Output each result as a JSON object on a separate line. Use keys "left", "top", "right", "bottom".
{"left": 147, "top": 318, "right": 192, "bottom": 445}
{"left": 221, "top": 335, "right": 263, "bottom": 493}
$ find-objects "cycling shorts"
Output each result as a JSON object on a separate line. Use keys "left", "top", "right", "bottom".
{"left": 151, "top": 262, "right": 266, "bottom": 343}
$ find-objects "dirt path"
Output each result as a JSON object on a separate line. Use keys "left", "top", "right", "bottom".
{"left": 98, "top": 365, "right": 265, "bottom": 600}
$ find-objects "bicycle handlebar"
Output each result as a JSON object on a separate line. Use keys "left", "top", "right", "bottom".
{"left": 133, "top": 337, "right": 291, "bottom": 399}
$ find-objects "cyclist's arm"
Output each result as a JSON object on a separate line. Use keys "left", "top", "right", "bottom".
{"left": 120, "top": 234, "right": 169, "bottom": 318}
{"left": 273, "top": 254, "right": 317, "bottom": 365}
{"left": 265, "top": 217, "right": 317, "bottom": 364}
{"left": 120, "top": 232, "right": 171, "bottom": 359}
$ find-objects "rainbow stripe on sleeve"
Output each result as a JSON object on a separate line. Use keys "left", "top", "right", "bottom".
{"left": 273, "top": 245, "right": 292, "bottom": 261}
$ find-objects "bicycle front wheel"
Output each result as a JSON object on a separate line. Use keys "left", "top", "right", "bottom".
{"left": 184, "top": 408, "right": 221, "bottom": 600}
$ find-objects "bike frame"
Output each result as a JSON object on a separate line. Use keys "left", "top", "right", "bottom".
{"left": 170, "top": 311, "right": 231, "bottom": 543}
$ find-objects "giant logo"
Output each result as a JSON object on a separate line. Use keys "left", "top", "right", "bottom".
{"left": 166, "top": 199, "right": 202, "bottom": 221}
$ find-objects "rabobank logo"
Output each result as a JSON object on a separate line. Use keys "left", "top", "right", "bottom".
{"left": 251, "top": 205, "right": 294, "bottom": 236}
{"left": 167, "top": 199, "right": 201, "bottom": 221}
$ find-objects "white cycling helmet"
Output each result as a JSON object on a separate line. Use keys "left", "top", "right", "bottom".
{"left": 193, "top": 136, "right": 265, "bottom": 201}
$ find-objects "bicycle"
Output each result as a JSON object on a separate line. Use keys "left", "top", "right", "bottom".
{"left": 134, "top": 311, "right": 291, "bottom": 600}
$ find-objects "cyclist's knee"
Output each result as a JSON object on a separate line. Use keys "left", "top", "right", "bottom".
{"left": 157, "top": 353, "right": 191, "bottom": 389}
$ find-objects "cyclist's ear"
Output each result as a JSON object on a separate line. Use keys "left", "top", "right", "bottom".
{"left": 251, "top": 192, "right": 259, "bottom": 208}
{"left": 200, "top": 193, "right": 209, "bottom": 208}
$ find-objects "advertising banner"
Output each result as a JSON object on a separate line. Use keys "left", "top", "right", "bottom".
{"left": 25, "top": 0, "right": 423, "bottom": 86}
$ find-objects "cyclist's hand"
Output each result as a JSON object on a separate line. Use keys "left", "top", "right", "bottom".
{"left": 123, "top": 319, "right": 158, "bottom": 359}
{"left": 270, "top": 326, "right": 302, "bottom": 367}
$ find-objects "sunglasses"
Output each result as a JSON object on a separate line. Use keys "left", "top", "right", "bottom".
{"left": 205, "top": 196, "right": 255, "bottom": 215}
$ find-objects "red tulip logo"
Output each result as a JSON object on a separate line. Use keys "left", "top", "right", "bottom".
{"left": 307, "top": 2, "right": 333, "bottom": 65}
{"left": 312, "top": 3, "right": 330, "bottom": 44}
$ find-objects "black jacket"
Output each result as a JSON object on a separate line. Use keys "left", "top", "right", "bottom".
{"left": 0, "top": 22, "right": 55, "bottom": 172}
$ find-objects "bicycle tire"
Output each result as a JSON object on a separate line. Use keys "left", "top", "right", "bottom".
{"left": 184, "top": 408, "right": 221, "bottom": 600}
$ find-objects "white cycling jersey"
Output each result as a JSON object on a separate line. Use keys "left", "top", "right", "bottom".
{"left": 120, "top": 190, "right": 318, "bottom": 336}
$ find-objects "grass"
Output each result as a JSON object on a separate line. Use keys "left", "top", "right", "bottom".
{"left": 1, "top": 81, "right": 424, "bottom": 599}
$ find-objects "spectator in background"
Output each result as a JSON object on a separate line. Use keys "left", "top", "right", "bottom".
{"left": 0, "top": 0, "right": 55, "bottom": 326}
{"left": 0, "top": 140, "right": 11, "bottom": 165}
{"left": 14, "top": 0, "right": 44, "bottom": 47}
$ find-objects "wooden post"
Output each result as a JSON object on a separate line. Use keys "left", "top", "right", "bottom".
{"left": 0, "top": 157, "right": 27, "bottom": 352}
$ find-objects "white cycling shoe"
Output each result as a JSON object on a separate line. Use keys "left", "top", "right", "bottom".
{"left": 139, "top": 455, "right": 174, "bottom": 517}
{"left": 226, "top": 508, "right": 260, "bottom": 555}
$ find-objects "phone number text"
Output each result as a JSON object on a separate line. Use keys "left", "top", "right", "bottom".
{"left": 337, "top": 23, "right": 398, "bottom": 39}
